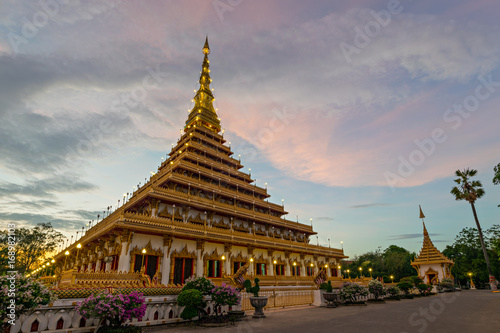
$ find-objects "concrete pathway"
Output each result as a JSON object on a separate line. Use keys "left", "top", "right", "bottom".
{"left": 144, "top": 290, "right": 499, "bottom": 333}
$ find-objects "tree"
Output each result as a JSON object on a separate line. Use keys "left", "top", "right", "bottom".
{"left": 0, "top": 223, "right": 64, "bottom": 275}
{"left": 383, "top": 245, "right": 416, "bottom": 281}
{"left": 493, "top": 163, "right": 500, "bottom": 207}
{"left": 443, "top": 226, "right": 500, "bottom": 287}
{"left": 451, "top": 168, "right": 497, "bottom": 290}
{"left": 341, "top": 245, "right": 416, "bottom": 281}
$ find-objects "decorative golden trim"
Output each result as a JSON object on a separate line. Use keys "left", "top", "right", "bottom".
{"left": 203, "top": 248, "right": 223, "bottom": 261}
{"left": 130, "top": 241, "right": 163, "bottom": 257}
{"left": 196, "top": 239, "right": 205, "bottom": 256}
{"left": 163, "top": 234, "right": 174, "bottom": 258}
{"left": 253, "top": 253, "right": 268, "bottom": 264}
{"left": 231, "top": 251, "right": 247, "bottom": 263}
{"left": 170, "top": 245, "right": 197, "bottom": 259}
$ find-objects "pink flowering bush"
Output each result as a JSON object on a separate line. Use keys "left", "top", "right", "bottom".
{"left": 339, "top": 281, "right": 368, "bottom": 303}
{"left": 1, "top": 273, "right": 56, "bottom": 328}
{"left": 76, "top": 291, "right": 146, "bottom": 331}
{"left": 210, "top": 283, "right": 240, "bottom": 316}
{"left": 368, "top": 279, "right": 386, "bottom": 300}
{"left": 182, "top": 276, "right": 215, "bottom": 295}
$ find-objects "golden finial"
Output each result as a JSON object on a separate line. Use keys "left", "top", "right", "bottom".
{"left": 419, "top": 205, "right": 425, "bottom": 219}
{"left": 202, "top": 36, "right": 210, "bottom": 55}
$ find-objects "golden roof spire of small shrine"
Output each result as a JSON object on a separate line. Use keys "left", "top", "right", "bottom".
{"left": 412, "top": 206, "right": 453, "bottom": 265}
{"left": 185, "top": 36, "right": 221, "bottom": 133}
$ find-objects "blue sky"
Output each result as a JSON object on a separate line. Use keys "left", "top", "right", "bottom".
{"left": 1, "top": 0, "right": 499, "bottom": 257}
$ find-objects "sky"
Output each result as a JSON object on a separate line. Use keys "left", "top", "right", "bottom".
{"left": 1, "top": 0, "right": 499, "bottom": 258}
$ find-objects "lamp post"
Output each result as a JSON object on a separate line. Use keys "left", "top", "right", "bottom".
{"left": 347, "top": 269, "right": 350, "bottom": 279}
{"left": 337, "top": 265, "right": 341, "bottom": 278}
{"left": 468, "top": 272, "right": 476, "bottom": 289}
{"left": 221, "top": 255, "right": 226, "bottom": 275}
{"left": 369, "top": 268, "right": 373, "bottom": 278}
{"left": 141, "top": 249, "right": 146, "bottom": 272}
{"left": 75, "top": 243, "right": 82, "bottom": 269}
{"left": 359, "top": 267, "right": 363, "bottom": 278}
{"left": 64, "top": 251, "right": 70, "bottom": 270}
{"left": 390, "top": 275, "right": 394, "bottom": 284}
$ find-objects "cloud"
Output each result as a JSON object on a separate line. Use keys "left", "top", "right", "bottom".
{"left": 315, "top": 216, "right": 334, "bottom": 222}
{"left": 220, "top": 10, "right": 500, "bottom": 188}
{"left": 0, "top": 175, "right": 97, "bottom": 199}
{"left": 0, "top": 212, "right": 85, "bottom": 230}
{"left": 387, "top": 233, "right": 442, "bottom": 240}
{"left": 348, "top": 203, "right": 390, "bottom": 209}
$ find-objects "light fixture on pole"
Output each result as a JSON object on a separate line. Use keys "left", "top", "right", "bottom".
{"left": 369, "top": 268, "right": 373, "bottom": 278}
{"left": 64, "top": 250, "right": 70, "bottom": 270}
{"left": 141, "top": 248, "right": 147, "bottom": 271}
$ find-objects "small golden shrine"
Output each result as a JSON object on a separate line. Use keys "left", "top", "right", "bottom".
{"left": 52, "top": 38, "right": 347, "bottom": 289}
{"left": 411, "top": 206, "right": 454, "bottom": 284}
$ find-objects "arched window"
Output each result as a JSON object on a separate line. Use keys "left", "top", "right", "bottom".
{"left": 168, "top": 310, "right": 174, "bottom": 318}
{"left": 30, "top": 320, "right": 39, "bottom": 332}
{"left": 56, "top": 318, "right": 64, "bottom": 329}
{"left": 153, "top": 311, "right": 159, "bottom": 320}
{"left": 79, "top": 317, "right": 86, "bottom": 327}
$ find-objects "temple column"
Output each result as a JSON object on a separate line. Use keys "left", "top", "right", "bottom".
{"left": 96, "top": 259, "right": 102, "bottom": 272}
{"left": 196, "top": 239, "right": 205, "bottom": 277}
{"left": 268, "top": 250, "right": 274, "bottom": 276}
{"left": 285, "top": 251, "right": 291, "bottom": 276}
{"left": 117, "top": 231, "right": 133, "bottom": 273}
{"left": 161, "top": 235, "right": 173, "bottom": 285}
{"left": 224, "top": 243, "right": 232, "bottom": 276}
{"left": 105, "top": 262, "right": 111, "bottom": 272}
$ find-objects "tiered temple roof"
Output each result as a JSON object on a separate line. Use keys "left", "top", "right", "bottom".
{"left": 411, "top": 207, "right": 454, "bottom": 266}
{"left": 52, "top": 38, "right": 345, "bottom": 288}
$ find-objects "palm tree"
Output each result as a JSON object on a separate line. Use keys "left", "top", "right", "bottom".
{"left": 493, "top": 163, "right": 500, "bottom": 207}
{"left": 451, "top": 168, "right": 497, "bottom": 290}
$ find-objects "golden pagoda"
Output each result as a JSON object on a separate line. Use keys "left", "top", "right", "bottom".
{"left": 411, "top": 206, "right": 454, "bottom": 285}
{"left": 53, "top": 38, "right": 346, "bottom": 289}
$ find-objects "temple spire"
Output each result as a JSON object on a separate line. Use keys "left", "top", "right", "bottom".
{"left": 185, "top": 37, "right": 221, "bottom": 133}
{"left": 419, "top": 205, "right": 428, "bottom": 236}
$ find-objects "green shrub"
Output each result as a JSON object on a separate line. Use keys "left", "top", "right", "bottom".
{"left": 397, "top": 280, "right": 414, "bottom": 295}
{"left": 177, "top": 289, "right": 205, "bottom": 320}
{"left": 319, "top": 281, "right": 333, "bottom": 293}
{"left": 386, "top": 285, "right": 401, "bottom": 298}
{"left": 439, "top": 278, "right": 454, "bottom": 290}
{"left": 417, "top": 283, "right": 432, "bottom": 295}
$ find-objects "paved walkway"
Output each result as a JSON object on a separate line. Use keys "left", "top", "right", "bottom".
{"left": 144, "top": 290, "right": 499, "bottom": 333}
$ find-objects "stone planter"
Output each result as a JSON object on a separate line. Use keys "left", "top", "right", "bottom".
{"left": 249, "top": 296, "right": 268, "bottom": 318}
{"left": 322, "top": 292, "right": 338, "bottom": 308}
